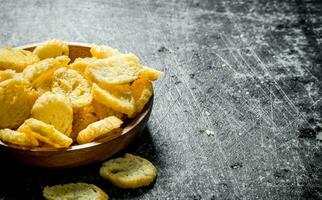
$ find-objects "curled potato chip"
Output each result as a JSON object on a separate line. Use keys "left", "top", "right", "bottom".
{"left": 22, "top": 56, "right": 70, "bottom": 86}
{"left": 0, "top": 78, "right": 38, "bottom": 129}
{"left": 85, "top": 54, "right": 142, "bottom": 85}
{"left": 90, "top": 45, "right": 120, "bottom": 59}
{"left": 33, "top": 39, "right": 69, "bottom": 60}
{"left": 31, "top": 92, "right": 73, "bottom": 136}
{"left": 92, "top": 84, "right": 135, "bottom": 116}
{"left": 18, "top": 118, "right": 72, "bottom": 148}
{"left": 52, "top": 67, "right": 92, "bottom": 108}
{"left": 71, "top": 105, "right": 98, "bottom": 140}
{"left": 76, "top": 116, "right": 123, "bottom": 144}
{"left": 128, "top": 78, "right": 153, "bottom": 118}
{"left": 0, "top": 69, "right": 21, "bottom": 82}
{"left": 70, "top": 57, "right": 97, "bottom": 75}
{"left": 92, "top": 100, "right": 123, "bottom": 120}
{"left": 0, "top": 129, "right": 39, "bottom": 147}
{"left": 139, "top": 66, "right": 164, "bottom": 81}
{"left": 0, "top": 47, "right": 40, "bottom": 72}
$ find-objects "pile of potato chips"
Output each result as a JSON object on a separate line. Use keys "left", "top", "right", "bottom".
{"left": 0, "top": 39, "right": 163, "bottom": 148}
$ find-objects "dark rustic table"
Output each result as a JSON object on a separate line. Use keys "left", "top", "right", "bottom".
{"left": 0, "top": 0, "right": 321, "bottom": 199}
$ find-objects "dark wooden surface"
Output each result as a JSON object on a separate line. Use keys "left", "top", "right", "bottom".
{"left": 0, "top": 0, "right": 321, "bottom": 199}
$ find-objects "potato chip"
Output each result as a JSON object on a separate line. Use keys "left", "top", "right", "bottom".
{"left": 76, "top": 116, "right": 123, "bottom": 144}
{"left": 90, "top": 45, "right": 120, "bottom": 59}
{"left": 97, "top": 82, "right": 131, "bottom": 94}
{"left": 92, "top": 100, "right": 123, "bottom": 120}
{"left": 31, "top": 92, "right": 73, "bottom": 136}
{"left": 85, "top": 54, "right": 142, "bottom": 85}
{"left": 0, "top": 69, "right": 21, "bottom": 82}
{"left": 100, "top": 153, "right": 157, "bottom": 189}
{"left": 43, "top": 183, "right": 108, "bottom": 200}
{"left": 52, "top": 67, "right": 92, "bottom": 108}
{"left": 71, "top": 105, "right": 98, "bottom": 140}
{"left": 22, "top": 55, "right": 70, "bottom": 86}
{"left": 18, "top": 118, "right": 72, "bottom": 148}
{"left": 70, "top": 57, "right": 97, "bottom": 75}
{"left": 0, "top": 128, "right": 39, "bottom": 147}
{"left": 92, "top": 84, "right": 135, "bottom": 116}
{"left": 0, "top": 78, "right": 38, "bottom": 129}
{"left": 95, "top": 128, "right": 122, "bottom": 143}
{"left": 128, "top": 78, "right": 153, "bottom": 118}
{"left": 33, "top": 39, "right": 69, "bottom": 60}
{"left": 0, "top": 47, "right": 40, "bottom": 72}
{"left": 139, "top": 66, "right": 164, "bottom": 81}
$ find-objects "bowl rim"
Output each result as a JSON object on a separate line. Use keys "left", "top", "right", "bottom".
{"left": 0, "top": 42, "right": 153, "bottom": 152}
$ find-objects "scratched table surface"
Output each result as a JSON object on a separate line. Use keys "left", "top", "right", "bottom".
{"left": 0, "top": 0, "right": 321, "bottom": 199}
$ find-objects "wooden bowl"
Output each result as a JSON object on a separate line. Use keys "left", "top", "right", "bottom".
{"left": 0, "top": 42, "right": 153, "bottom": 168}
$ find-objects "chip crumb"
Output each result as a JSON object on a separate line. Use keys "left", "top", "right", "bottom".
{"left": 205, "top": 129, "right": 215, "bottom": 136}
{"left": 203, "top": 111, "right": 210, "bottom": 116}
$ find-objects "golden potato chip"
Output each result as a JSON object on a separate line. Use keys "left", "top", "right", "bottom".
{"left": 128, "top": 78, "right": 153, "bottom": 118}
{"left": 85, "top": 54, "right": 142, "bottom": 85}
{"left": 33, "top": 39, "right": 69, "bottom": 60}
{"left": 52, "top": 67, "right": 92, "bottom": 108}
{"left": 0, "top": 78, "right": 38, "bottom": 129}
{"left": 92, "top": 100, "right": 123, "bottom": 119}
{"left": 95, "top": 128, "right": 122, "bottom": 143}
{"left": 71, "top": 105, "right": 98, "bottom": 140}
{"left": 0, "top": 69, "right": 21, "bottom": 82}
{"left": 92, "top": 84, "right": 135, "bottom": 116}
{"left": 31, "top": 92, "right": 73, "bottom": 136}
{"left": 90, "top": 45, "right": 120, "bottom": 59}
{"left": 97, "top": 82, "right": 131, "bottom": 95}
{"left": 76, "top": 116, "right": 123, "bottom": 144}
{"left": 0, "top": 47, "right": 40, "bottom": 72}
{"left": 18, "top": 118, "right": 72, "bottom": 148}
{"left": 70, "top": 57, "right": 97, "bottom": 75}
{"left": 22, "top": 55, "right": 70, "bottom": 86}
{"left": 99, "top": 153, "right": 157, "bottom": 189}
{"left": 139, "top": 66, "right": 164, "bottom": 81}
{"left": 43, "top": 183, "right": 108, "bottom": 200}
{"left": 0, "top": 128, "right": 39, "bottom": 147}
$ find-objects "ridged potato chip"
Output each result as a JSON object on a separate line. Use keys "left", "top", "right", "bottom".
{"left": 0, "top": 47, "right": 39, "bottom": 72}
{"left": 92, "top": 100, "right": 123, "bottom": 120}
{"left": 71, "top": 105, "right": 98, "bottom": 140}
{"left": 33, "top": 39, "right": 69, "bottom": 60}
{"left": 52, "top": 67, "right": 92, "bottom": 108}
{"left": 70, "top": 57, "right": 97, "bottom": 75}
{"left": 76, "top": 116, "right": 123, "bottom": 144}
{"left": 31, "top": 92, "right": 73, "bottom": 136}
{"left": 99, "top": 153, "right": 157, "bottom": 189}
{"left": 90, "top": 45, "right": 120, "bottom": 59}
{"left": 129, "top": 78, "right": 153, "bottom": 118}
{"left": 22, "top": 55, "right": 70, "bottom": 86}
{"left": 92, "top": 84, "right": 135, "bottom": 116}
{"left": 0, "top": 78, "right": 38, "bottom": 129}
{"left": 18, "top": 118, "right": 72, "bottom": 148}
{"left": 139, "top": 66, "right": 164, "bottom": 81}
{"left": 85, "top": 54, "right": 142, "bottom": 85}
{"left": 0, "top": 129, "right": 39, "bottom": 147}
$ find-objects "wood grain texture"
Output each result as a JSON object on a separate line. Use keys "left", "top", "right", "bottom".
{"left": 0, "top": 0, "right": 321, "bottom": 199}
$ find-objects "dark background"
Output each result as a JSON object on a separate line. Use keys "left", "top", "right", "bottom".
{"left": 0, "top": 0, "right": 322, "bottom": 199}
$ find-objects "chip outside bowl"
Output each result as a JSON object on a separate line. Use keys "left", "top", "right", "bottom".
{"left": 0, "top": 42, "right": 153, "bottom": 168}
